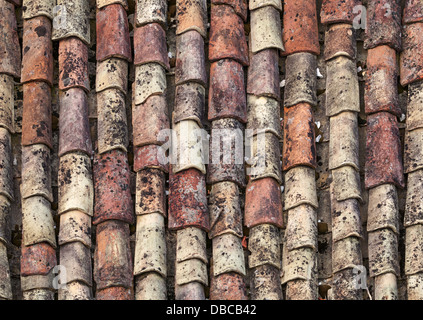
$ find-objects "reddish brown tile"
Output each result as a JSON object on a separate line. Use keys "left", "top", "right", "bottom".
{"left": 209, "top": 4, "right": 249, "bottom": 66}
{"left": 365, "top": 112, "right": 404, "bottom": 189}
{"left": 21, "top": 16, "right": 53, "bottom": 86}
{"left": 134, "top": 23, "right": 170, "bottom": 70}
{"left": 324, "top": 23, "right": 356, "bottom": 61}
{"left": 168, "top": 168, "right": 209, "bottom": 231}
{"left": 176, "top": 0, "right": 207, "bottom": 37}
{"left": 96, "top": 287, "right": 133, "bottom": 300}
{"left": 403, "top": 0, "right": 423, "bottom": 24}
{"left": 6, "top": 0, "right": 21, "bottom": 6}
{"left": 208, "top": 59, "right": 247, "bottom": 123}
{"left": 320, "top": 0, "right": 361, "bottom": 25}
{"left": 282, "top": 103, "right": 317, "bottom": 171}
{"left": 133, "top": 144, "right": 169, "bottom": 173}
{"left": 211, "top": 0, "right": 247, "bottom": 22}
{"left": 400, "top": 22, "right": 423, "bottom": 87}
{"left": 21, "top": 82, "right": 52, "bottom": 149}
{"left": 20, "top": 243, "right": 56, "bottom": 276}
{"left": 0, "top": 3, "right": 20, "bottom": 78}
{"left": 244, "top": 177, "right": 283, "bottom": 228}
{"left": 93, "top": 149, "right": 134, "bottom": 225}
{"left": 96, "top": 4, "right": 132, "bottom": 62}
{"left": 209, "top": 272, "right": 248, "bottom": 300}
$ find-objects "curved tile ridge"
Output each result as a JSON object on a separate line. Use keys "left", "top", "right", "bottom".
{"left": 132, "top": 0, "right": 170, "bottom": 300}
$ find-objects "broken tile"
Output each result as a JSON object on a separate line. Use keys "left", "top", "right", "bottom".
{"left": 400, "top": 22, "right": 423, "bottom": 87}
{"left": 250, "top": 6, "right": 283, "bottom": 53}
{"left": 213, "top": 233, "right": 245, "bottom": 276}
{"left": 0, "top": 2, "right": 20, "bottom": 78}
{"left": 173, "top": 82, "right": 205, "bottom": 127}
{"left": 96, "top": 58, "right": 128, "bottom": 94}
{"left": 284, "top": 166, "right": 318, "bottom": 211}
{"left": 134, "top": 63, "right": 166, "bottom": 105}
{"left": 247, "top": 95, "right": 282, "bottom": 139}
{"left": 135, "top": 0, "right": 167, "bottom": 27}
{"left": 135, "top": 168, "right": 166, "bottom": 216}
{"left": 176, "top": 0, "right": 207, "bottom": 38}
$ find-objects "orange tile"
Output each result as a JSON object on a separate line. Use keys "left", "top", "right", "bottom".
{"left": 21, "top": 243, "right": 56, "bottom": 276}
{"left": 403, "top": 0, "right": 423, "bottom": 24}
{"left": 320, "top": 0, "right": 361, "bottom": 25}
{"left": 211, "top": 0, "right": 247, "bottom": 22}
{"left": 209, "top": 273, "right": 248, "bottom": 300}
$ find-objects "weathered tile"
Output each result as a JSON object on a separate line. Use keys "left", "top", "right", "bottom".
{"left": 405, "top": 169, "right": 423, "bottom": 227}
{"left": 400, "top": 23, "right": 423, "bottom": 87}
{"left": 284, "top": 166, "right": 318, "bottom": 210}
{"left": 320, "top": 0, "right": 361, "bottom": 25}
{"left": 176, "top": 227, "right": 207, "bottom": 263}
{"left": 209, "top": 4, "right": 249, "bottom": 66}
{"left": 21, "top": 16, "right": 53, "bottom": 86}
{"left": 135, "top": 0, "right": 167, "bottom": 27}
{"left": 331, "top": 166, "right": 362, "bottom": 202}
{"left": 135, "top": 273, "right": 167, "bottom": 300}
{"left": 282, "top": 0, "right": 319, "bottom": 55}
{"left": 174, "top": 82, "right": 205, "bottom": 127}
{"left": 96, "top": 58, "right": 128, "bottom": 94}
{"left": 174, "top": 281, "right": 206, "bottom": 299}
{"left": 283, "top": 103, "right": 316, "bottom": 171}
{"left": 407, "top": 273, "right": 423, "bottom": 300}
{"left": 0, "top": 75, "right": 15, "bottom": 134}
{"left": 365, "top": 112, "right": 404, "bottom": 189}
{"left": 58, "top": 88, "right": 92, "bottom": 157}
{"left": 283, "top": 53, "right": 317, "bottom": 107}
{"left": 324, "top": 24, "right": 356, "bottom": 61}
{"left": 58, "top": 281, "right": 91, "bottom": 300}
{"left": 175, "top": 31, "right": 207, "bottom": 86}
{"left": 0, "top": 129, "right": 13, "bottom": 202}
{"left": 403, "top": 0, "right": 423, "bottom": 24}
{"left": 331, "top": 268, "right": 363, "bottom": 300}
{"left": 249, "top": 0, "right": 281, "bottom": 11}
{"left": 0, "top": 195, "right": 10, "bottom": 244}
{"left": 60, "top": 241, "right": 93, "bottom": 286}
{"left": 58, "top": 37, "right": 89, "bottom": 92}
{"left": 364, "top": 0, "right": 401, "bottom": 51}
{"left": 368, "top": 228, "right": 400, "bottom": 278}
{"left": 52, "top": 0, "right": 90, "bottom": 45}
{"left": 331, "top": 193, "right": 362, "bottom": 243}
{"left": 247, "top": 95, "right": 282, "bottom": 139}
{"left": 97, "top": 0, "right": 128, "bottom": 10}
{"left": 367, "top": 183, "right": 399, "bottom": 234}
{"left": 213, "top": 0, "right": 247, "bottom": 21}
{"left": 250, "top": 6, "right": 283, "bottom": 53}
{"left": 96, "top": 4, "right": 132, "bottom": 62}
{"left": 281, "top": 246, "right": 316, "bottom": 284}
{"left": 97, "top": 286, "right": 133, "bottom": 300}
{"left": 332, "top": 237, "right": 362, "bottom": 273}
{"left": 0, "top": 242, "right": 12, "bottom": 300}
{"left": 93, "top": 149, "right": 133, "bottom": 225}
{"left": 404, "top": 128, "right": 423, "bottom": 173}
{"left": 0, "top": 2, "right": 20, "bottom": 78}
{"left": 135, "top": 168, "right": 166, "bottom": 216}
{"left": 176, "top": 0, "right": 207, "bottom": 37}
{"left": 285, "top": 204, "right": 317, "bottom": 251}
{"left": 94, "top": 220, "right": 133, "bottom": 290}
{"left": 5, "top": 0, "right": 21, "bottom": 6}
{"left": 244, "top": 177, "right": 283, "bottom": 228}
{"left": 209, "top": 272, "right": 248, "bottom": 300}
{"left": 406, "top": 81, "right": 423, "bottom": 131}
{"left": 133, "top": 144, "right": 169, "bottom": 173}
{"left": 208, "top": 59, "right": 247, "bottom": 123}
{"left": 58, "top": 210, "right": 92, "bottom": 247}
{"left": 405, "top": 224, "right": 423, "bottom": 275}
{"left": 134, "top": 63, "right": 166, "bottom": 105}
{"left": 213, "top": 233, "right": 245, "bottom": 276}
{"left": 23, "top": 0, "right": 54, "bottom": 20}
{"left": 247, "top": 49, "right": 280, "bottom": 100}
{"left": 134, "top": 23, "right": 170, "bottom": 70}
{"left": 20, "top": 243, "right": 56, "bottom": 276}
{"left": 249, "top": 265, "right": 282, "bottom": 300}
{"left": 168, "top": 168, "right": 209, "bottom": 231}
{"left": 175, "top": 258, "right": 208, "bottom": 286}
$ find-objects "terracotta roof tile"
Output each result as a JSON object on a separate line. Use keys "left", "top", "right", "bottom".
{"left": 406, "top": 81, "right": 423, "bottom": 131}
{"left": 176, "top": 227, "right": 207, "bottom": 263}
{"left": 174, "top": 82, "right": 205, "bottom": 127}
{"left": 58, "top": 88, "right": 92, "bottom": 157}
{"left": 134, "top": 63, "right": 166, "bottom": 105}
{"left": 213, "top": 233, "right": 246, "bottom": 275}
{"left": 284, "top": 166, "right": 319, "bottom": 211}
{"left": 96, "top": 58, "right": 128, "bottom": 94}
{"left": 20, "top": 243, "right": 56, "bottom": 277}
{"left": 0, "top": 129, "right": 13, "bottom": 202}
{"left": 5, "top": 0, "right": 21, "bottom": 6}
{"left": 368, "top": 228, "right": 400, "bottom": 277}
{"left": 331, "top": 165, "right": 362, "bottom": 201}
{"left": 250, "top": 6, "right": 284, "bottom": 53}
{"left": 175, "top": 258, "right": 208, "bottom": 286}
{"left": 0, "top": 242, "right": 12, "bottom": 300}
{"left": 405, "top": 224, "right": 423, "bottom": 275}
{"left": 134, "top": 23, "right": 170, "bottom": 70}
{"left": 212, "top": 0, "right": 247, "bottom": 22}
{"left": 320, "top": 0, "right": 361, "bottom": 25}
{"left": 282, "top": 0, "right": 320, "bottom": 55}
{"left": 249, "top": 265, "right": 283, "bottom": 299}
{"left": 209, "top": 4, "right": 249, "bottom": 66}
{"left": 209, "top": 272, "right": 248, "bottom": 300}
{"left": 176, "top": 0, "right": 207, "bottom": 37}
{"left": 365, "top": 112, "right": 404, "bottom": 189}
{"left": 21, "top": 16, "right": 53, "bottom": 86}
{"left": 282, "top": 103, "right": 316, "bottom": 171}
{"left": 244, "top": 177, "right": 283, "bottom": 228}
{"left": 0, "top": 74, "right": 14, "bottom": 135}
{"left": 175, "top": 31, "right": 207, "bottom": 86}
{"left": 22, "top": 0, "right": 54, "bottom": 20}
{"left": 97, "top": 0, "right": 128, "bottom": 10}
{"left": 367, "top": 184, "right": 399, "bottom": 233}
{"left": 96, "top": 4, "right": 132, "bottom": 62}
{"left": 58, "top": 210, "right": 92, "bottom": 247}
{"left": 247, "top": 95, "right": 282, "bottom": 139}
{"left": 0, "top": 3, "right": 20, "bottom": 78}
{"left": 249, "top": 0, "right": 282, "bottom": 11}
{"left": 332, "top": 237, "right": 362, "bottom": 273}
{"left": 208, "top": 59, "right": 247, "bottom": 123}
{"left": 168, "top": 168, "right": 209, "bottom": 231}
{"left": 405, "top": 170, "right": 423, "bottom": 227}
{"left": 248, "top": 224, "right": 281, "bottom": 268}
{"left": 404, "top": 128, "right": 423, "bottom": 174}
{"left": 400, "top": 23, "right": 423, "bottom": 87}
{"left": 403, "top": 0, "right": 423, "bottom": 24}
{"left": 59, "top": 241, "right": 93, "bottom": 286}
{"left": 93, "top": 149, "right": 133, "bottom": 225}
{"left": 133, "top": 144, "right": 169, "bottom": 173}
{"left": 96, "top": 287, "right": 133, "bottom": 300}
{"left": 135, "top": 272, "right": 167, "bottom": 300}
{"left": 58, "top": 281, "right": 91, "bottom": 300}
{"left": 58, "top": 37, "right": 89, "bottom": 92}
{"left": 323, "top": 24, "right": 356, "bottom": 61}
{"left": 0, "top": 196, "right": 10, "bottom": 244}
{"left": 135, "top": 0, "right": 168, "bottom": 27}
{"left": 135, "top": 168, "right": 166, "bottom": 216}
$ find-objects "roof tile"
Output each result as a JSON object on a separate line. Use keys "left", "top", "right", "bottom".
{"left": 332, "top": 237, "right": 362, "bottom": 273}
{"left": 283, "top": 166, "right": 319, "bottom": 211}
{"left": 59, "top": 241, "right": 93, "bottom": 286}
{"left": 249, "top": 265, "right": 282, "bottom": 300}
{"left": 134, "top": 63, "right": 166, "bottom": 105}
{"left": 212, "top": 0, "right": 247, "bottom": 21}
{"left": 135, "top": 168, "right": 166, "bottom": 216}
{"left": 176, "top": 227, "right": 207, "bottom": 263}
{"left": 97, "top": 0, "right": 128, "bottom": 10}
{"left": 285, "top": 204, "right": 317, "bottom": 251}
{"left": 176, "top": 0, "right": 207, "bottom": 37}
{"left": 250, "top": 6, "right": 284, "bottom": 53}
{"left": 0, "top": 3, "right": 20, "bottom": 78}
{"left": 96, "top": 58, "right": 128, "bottom": 94}
{"left": 174, "top": 82, "right": 205, "bottom": 127}
{"left": 248, "top": 224, "right": 281, "bottom": 269}
{"left": 20, "top": 243, "right": 56, "bottom": 276}
{"left": 405, "top": 169, "right": 423, "bottom": 227}
{"left": 0, "top": 74, "right": 15, "bottom": 133}
{"left": 400, "top": 23, "right": 423, "bottom": 87}
{"left": 406, "top": 81, "right": 423, "bottom": 131}
{"left": 331, "top": 165, "right": 362, "bottom": 201}
{"left": 403, "top": 0, "right": 423, "bottom": 24}
{"left": 22, "top": 0, "right": 54, "bottom": 20}
{"left": 135, "top": 0, "right": 167, "bottom": 27}
{"left": 96, "top": 287, "right": 133, "bottom": 300}
{"left": 0, "top": 129, "right": 13, "bottom": 202}
{"left": 249, "top": 0, "right": 282, "bottom": 11}
{"left": 368, "top": 228, "right": 400, "bottom": 277}
{"left": 133, "top": 144, "right": 169, "bottom": 173}
{"left": 367, "top": 184, "right": 399, "bottom": 233}
{"left": 58, "top": 210, "right": 92, "bottom": 247}
{"left": 209, "top": 272, "right": 248, "bottom": 300}
{"left": 320, "top": 0, "right": 361, "bottom": 25}
{"left": 213, "top": 233, "right": 246, "bottom": 276}
{"left": 404, "top": 128, "right": 423, "bottom": 173}
{"left": 324, "top": 23, "right": 356, "bottom": 61}
{"left": 405, "top": 224, "right": 423, "bottom": 275}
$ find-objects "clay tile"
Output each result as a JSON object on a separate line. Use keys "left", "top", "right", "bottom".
{"left": 58, "top": 152, "right": 94, "bottom": 216}
{"left": 281, "top": 246, "right": 316, "bottom": 285}
{"left": 21, "top": 82, "right": 52, "bottom": 149}
{"left": 174, "top": 82, "right": 205, "bottom": 127}
{"left": 405, "top": 170, "right": 423, "bottom": 227}
{"left": 176, "top": 227, "right": 207, "bottom": 263}
{"left": 209, "top": 181, "right": 243, "bottom": 239}
{"left": 368, "top": 228, "right": 400, "bottom": 277}
{"left": 331, "top": 165, "right": 362, "bottom": 201}
{"left": 283, "top": 53, "right": 317, "bottom": 107}
{"left": 134, "top": 63, "right": 167, "bottom": 105}
{"left": 367, "top": 184, "right": 399, "bottom": 234}
{"left": 404, "top": 128, "right": 423, "bottom": 174}
{"left": 208, "top": 59, "right": 247, "bottom": 123}
{"left": 133, "top": 144, "right": 169, "bottom": 173}
{"left": 58, "top": 37, "right": 89, "bottom": 92}
{"left": 406, "top": 81, "right": 423, "bottom": 131}
{"left": 0, "top": 129, "right": 13, "bottom": 201}
{"left": 58, "top": 210, "right": 92, "bottom": 247}
{"left": 22, "top": 196, "right": 56, "bottom": 248}
{"left": 168, "top": 168, "right": 210, "bottom": 231}
{"left": 136, "top": 168, "right": 166, "bottom": 216}
{"left": 134, "top": 213, "right": 167, "bottom": 277}
{"left": 403, "top": 0, "right": 423, "bottom": 24}
{"left": 249, "top": 265, "right": 283, "bottom": 300}
{"left": 134, "top": 23, "right": 170, "bottom": 70}
{"left": 365, "top": 45, "right": 400, "bottom": 117}
{"left": 365, "top": 112, "right": 404, "bottom": 189}
{"left": 0, "top": 242, "right": 12, "bottom": 299}
{"left": 247, "top": 49, "right": 280, "bottom": 100}
{"left": 60, "top": 241, "right": 93, "bottom": 286}
{"left": 21, "top": 16, "right": 53, "bottom": 86}
{"left": 364, "top": 0, "right": 401, "bottom": 51}
{"left": 282, "top": 103, "right": 316, "bottom": 171}
{"left": 23, "top": 0, "right": 54, "bottom": 20}
{"left": 96, "top": 4, "right": 132, "bottom": 62}
{"left": 209, "top": 272, "right": 248, "bottom": 300}
{"left": 0, "top": 75, "right": 15, "bottom": 133}
{"left": 176, "top": 0, "right": 207, "bottom": 37}
{"left": 248, "top": 224, "right": 281, "bottom": 269}
{"left": 0, "top": 196, "right": 10, "bottom": 244}
{"left": 209, "top": 4, "right": 249, "bottom": 66}
{"left": 320, "top": 0, "right": 361, "bottom": 25}
{"left": 20, "top": 243, "right": 57, "bottom": 276}
{"left": 57, "top": 281, "right": 91, "bottom": 300}
{"left": 207, "top": 118, "right": 246, "bottom": 187}
{"left": 213, "top": 233, "right": 246, "bottom": 276}
{"left": 21, "top": 144, "right": 52, "bottom": 202}
{"left": 282, "top": 0, "right": 320, "bottom": 56}
{"left": 324, "top": 24, "right": 356, "bottom": 61}
{"left": 97, "top": 0, "right": 128, "bottom": 10}
{"left": 250, "top": 6, "right": 284, "bottom": 53}
{"left": 93, "top": 150, "right": 133, "bottom": 225}
{"left": 400, "top": 23, "right": 423, "bottom": 87}
{"left": 133, "top": 95, "right": 169, "bottom": 147}
{"left": 332, "top": 237, "right": 362, "bottom": 273}
{"left": 0, "top": 3, "right": 20, "bottom": 78}
{"left": 52, "top": 0, "right": 90, "bottom": 45}
{"left": 249, "top": 0, "right": 282, "bottom": 11}
{"left": 331, "top": 192, "right": 362, "bottom": 242}
{"left": 405, "top": 224, "right": 423, "bottom": 275}
{"left": 244, "top": 177, "right": 283, "bottom": 228}
{"left": 5, "top": 0, "right": 21, "bottom": 6}
{"left": 97, "top": 88, "right": 129, "bottom": 154}
{"left": 135, "top": 0, "right": 167, "bottom": 27}
{"left": 329, "top": 111, "right": 359, "bottom": 171}
{"left": 97, "top": 287, "right": 133, "bottom": 300}
{"left": 96, "top": 58, "right": 128, "bottom": 94}
{"left": 58, "top": 88, "right": 92, "bottom": 157}
{"left": 175, "top": 31, "right": 207, "bottom": 86}
{"left": 283, "top": 166, "right": 319, "bottom": 211}
{"left": 326, "top": 56, "right": 360, "bottom": 117}
{"left": 175, "top": 258, "right": 208, "bottom": 286}
{"left": 94, "top": 220, "right": 133, "bottom": 290}
{"left": 212, "top": 0, "right": 247, "bottom": 21}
